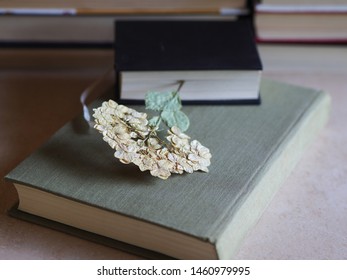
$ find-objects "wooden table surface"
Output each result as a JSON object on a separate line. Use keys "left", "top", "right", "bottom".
{"left": 0, "top": 45, "right": 346, "bottom": 259}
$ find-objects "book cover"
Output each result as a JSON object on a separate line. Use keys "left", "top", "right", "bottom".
{"left": 5, "top": 79, "right": 330, "bottom": 259}
{"left": 114, "top": 18, "right": 262, "bottom": 104}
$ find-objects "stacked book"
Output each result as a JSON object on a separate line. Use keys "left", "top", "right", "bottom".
{"left": 114, "top": 18, "right": 262, "bottom": 104}
{"left": 254, "top": 0, "right": 347, "bottom": 43}
{"left": 5, "top": 15, "right": 331, "bottom": 259}
{"left": 0, "top": 0, "right": 250, "bottom": 46}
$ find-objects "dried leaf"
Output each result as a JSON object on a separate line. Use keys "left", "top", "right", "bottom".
{"left": 145, "top": 91, "right": 173, "bottom": 111}
{"left": 163, "top": 94, "right": 182, "bottom": 112}
{"left": 161, "top": 110, "right": 190, "bottom": 132}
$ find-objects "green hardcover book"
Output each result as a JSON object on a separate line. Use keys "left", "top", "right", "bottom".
{"left": 5, "top": 79, "right": 330, "bottom": 259}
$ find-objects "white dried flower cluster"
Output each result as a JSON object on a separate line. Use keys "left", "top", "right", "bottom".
{"left": 93, "top": 100, "right": 212, "bottom": 179}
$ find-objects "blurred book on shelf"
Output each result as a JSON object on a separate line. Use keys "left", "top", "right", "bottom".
{"left": 254, "top": 0, "right": 347, "bottom": 43}
{"left": 0, "top": 0, "right": 250, "bottom": 47}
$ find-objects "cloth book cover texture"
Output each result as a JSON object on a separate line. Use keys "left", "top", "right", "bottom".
{"left": 114, "top": 19, "right": 262, "bottom": 104}
{"left": 6, "top": 79, "right": 330, "bottom": 259}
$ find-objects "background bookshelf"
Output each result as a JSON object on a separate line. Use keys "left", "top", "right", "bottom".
{"left": 254, "top": 0, "right": 347, "bottom": 43}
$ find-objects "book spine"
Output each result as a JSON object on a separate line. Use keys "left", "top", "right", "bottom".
{"left": 255, "top": 37, "right": 347, "bottom": 44}
{"left": 0, "top": 8, "right": 76, "bottom": 15}
{"left": 256, "top": 5, "right": 347, "bottom": 14}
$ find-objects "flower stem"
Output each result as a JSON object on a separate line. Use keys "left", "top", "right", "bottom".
{"left": 176, "top": 80, "right": 184, "bottom": 95}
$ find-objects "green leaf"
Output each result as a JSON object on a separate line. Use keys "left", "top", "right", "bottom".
{"left": 163, "top": 94, "right": 182, "bottom": 111}
{"left": 145, "top": 88, "right": 189, "bottom": 132}
{"left": 145, "top": 91, "right": 174, "bottom": 111}
{"left": 161, "top": 110, "right": 190, "bottom": 132}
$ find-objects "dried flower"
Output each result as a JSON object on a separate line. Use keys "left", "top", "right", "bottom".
{"left": 93, "top": 100, "right": 211, "bottom": 179}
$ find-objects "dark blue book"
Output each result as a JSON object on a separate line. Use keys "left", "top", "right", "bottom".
{"left": 115, "top": 18, "right": 262, "bottom": 105}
